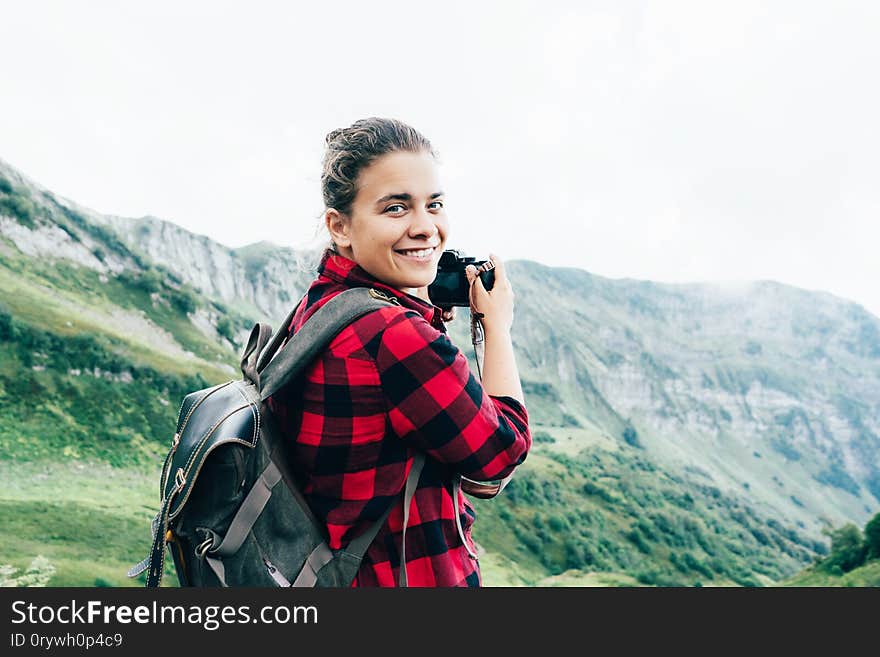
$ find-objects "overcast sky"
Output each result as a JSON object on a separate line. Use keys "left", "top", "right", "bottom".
{"left": 1, "top": 1, "right": 878, "bottom": 317}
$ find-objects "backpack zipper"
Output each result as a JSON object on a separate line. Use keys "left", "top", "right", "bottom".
{"left": 263, "top": 557, "right": 291, "bottom": 587}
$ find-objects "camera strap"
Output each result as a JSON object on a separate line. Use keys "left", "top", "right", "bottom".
{"left": 470, "top": 312, "right": 485, "bottom": 379}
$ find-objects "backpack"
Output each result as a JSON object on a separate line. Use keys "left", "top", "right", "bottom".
{"left": 127, "top": 286, "right": 426, "bottom": 587}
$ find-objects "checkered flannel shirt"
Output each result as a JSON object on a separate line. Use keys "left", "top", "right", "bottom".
{"left": 267, "top": 248, "right": 531, "bottom": 586}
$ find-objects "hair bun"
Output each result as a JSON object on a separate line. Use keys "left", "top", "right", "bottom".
{"left": 325, "top": 128, "right": 346, "bottom": 145}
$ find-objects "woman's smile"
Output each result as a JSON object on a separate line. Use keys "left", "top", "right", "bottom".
{"left": 394, "top": 245, "right": 438, "bottom": 262}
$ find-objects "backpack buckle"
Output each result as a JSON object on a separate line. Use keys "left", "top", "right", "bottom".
{"left": 369, "top": 288, "right": 400, "bottom": 305}
{"left": 195, "top": 537, "right": 214, "bottom": 559}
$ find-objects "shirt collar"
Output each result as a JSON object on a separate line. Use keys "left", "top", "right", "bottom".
{"left": 316, "top": 248, "right": 446, "bottom": 329}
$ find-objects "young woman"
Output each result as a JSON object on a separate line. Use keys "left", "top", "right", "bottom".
{"left": 268, "top": 117, "right": 531, "bottom": 587}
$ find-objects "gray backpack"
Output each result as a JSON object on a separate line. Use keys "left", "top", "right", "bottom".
{"left": 127, "top": 287, "right": 425, "bottom": 587}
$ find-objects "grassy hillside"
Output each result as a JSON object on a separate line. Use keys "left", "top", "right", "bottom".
{"left": 779, "top": 513, "right": 880, "bottom": 586}
{"left": 780, "top": 560, "right": 880, "bottom": 587}
{"left": 0, "top": 460, "right": 158, "bottom": 587}
{"left": 0, "top": 441, "right": 821, "bottom": 588}
{"left": 0, "top": 270, "right": 232, "bottom": 466}
{"left": 471, "top": 430, "right": 820, "bottom": 587}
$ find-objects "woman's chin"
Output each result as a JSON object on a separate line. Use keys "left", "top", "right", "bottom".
{"left": 392, "top": 270, "right": 437, "bottom": 291}
{"left": 398, "top": 281, "right": 432, "bottom": 293}
{"left": 386, "top": 278, "right": 432, "bottom": 295}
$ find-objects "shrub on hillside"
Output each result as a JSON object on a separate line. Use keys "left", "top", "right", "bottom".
{"left": 118, "top": 269, "right": 163, "bottom": 295}
{"left": 0, "top": 556, "right": 55, "bottom": 587}
{"left": 216, "top": 316, "right": 236, "bottom": 343}
{"left": 169, "top": 288, "right": 198, "bottom": 315}
{"left": 864, "top": 512, "right": 880, "bottom": 560}
{"left": 622, "top": 426, "right": 641, "bottom": 448}
{"left": 547, "top": 513, "right": 569, "bottom": 533}
{"left": 825, "top": 523, "right": 867, "bottom": 573}
{"left": 625, "top": 528, "right": 652, "bottom": 555}
{"left": 561, "top": 412, "right": 581, "bottom": 427}
{"left": 0, "top": 307, "right": 17, "bottom": 341}
{"left": 532, "top": 430, "right": 554, "bottom": 444}
{"left": 582, "top": 480, "right": 617, "bottom": 504}
{"left": 0, "top": 193, "right": 36, "bottom": 228}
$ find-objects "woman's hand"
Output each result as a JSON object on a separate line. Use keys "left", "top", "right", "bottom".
{"left": 465, "top": 253, "right": 525, "bottom": 404}
{"left": 466, "top": 253, "right": 514, "bottom": 335}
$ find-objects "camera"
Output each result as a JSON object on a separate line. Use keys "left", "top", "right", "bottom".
{"left": 427, "top": 249, "right": 496, "bottom": 308}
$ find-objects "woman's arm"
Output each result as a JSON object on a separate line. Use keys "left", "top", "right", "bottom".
{"left": 480, "top": 326, "right": 524, "bottom": 404}
{"left": 372, "top": 308, "right": 530, "bottom": 482}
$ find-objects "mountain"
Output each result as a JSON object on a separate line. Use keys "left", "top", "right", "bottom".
{"left": 91, "top": 214, "right": 317, "bottom": 325}
{"left": 2, "top": 156, "right": 879, "bottom": 586}
{"left": 493, "top": 262, "right": 880, "bottom": 530}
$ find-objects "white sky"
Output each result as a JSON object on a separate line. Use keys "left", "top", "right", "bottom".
{"left": 1, "top": 1, "right": 878, "bottom": 317}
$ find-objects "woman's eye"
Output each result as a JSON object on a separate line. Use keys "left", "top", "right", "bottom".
{"left": 384, "top": 201, "right": 443, "bottom": 213}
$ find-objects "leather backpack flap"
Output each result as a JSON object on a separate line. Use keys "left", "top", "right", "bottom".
{"left": 162, "top": 379, "right": 262, "bottom": 520}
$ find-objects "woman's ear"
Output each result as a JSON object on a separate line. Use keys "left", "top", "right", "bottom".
{"left": 325, "top": 208, "right": 351, "bottom": 249}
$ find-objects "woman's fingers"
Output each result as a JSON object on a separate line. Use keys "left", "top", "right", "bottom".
{"left": 487, "top": 253, "right": 506, "bottom": 287}
{"left": 467, "top": 254, "right": 505, "bottom": 306}
{"left": 466, "top": 264, "right": 483, "bottom": 313}
{"left": 466, "top": 254, "right": 514, "bottom": 332}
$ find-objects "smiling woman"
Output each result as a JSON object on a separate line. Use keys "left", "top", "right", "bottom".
{"left": 266, "top": 117, "right": 532, "bottom": 587}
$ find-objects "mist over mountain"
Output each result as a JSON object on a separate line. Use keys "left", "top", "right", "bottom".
{"left": 2, "top": 155, "right": 878, "bottom": 586}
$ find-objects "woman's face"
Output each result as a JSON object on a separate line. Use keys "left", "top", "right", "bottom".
{"left": 327, "top": 150, "right": 448, "bottom": 295}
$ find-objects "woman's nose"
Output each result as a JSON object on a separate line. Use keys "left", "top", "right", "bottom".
{"left": 408, "top": 207, "right": 438, "bottom": 238}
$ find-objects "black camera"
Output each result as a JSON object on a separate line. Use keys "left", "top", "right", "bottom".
{"left": 427, "top": 249, "right": 496, "bottom": 308}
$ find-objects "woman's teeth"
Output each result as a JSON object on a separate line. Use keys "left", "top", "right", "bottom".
{"left": 397, "top": 247, "right": 434, "bottom": 258}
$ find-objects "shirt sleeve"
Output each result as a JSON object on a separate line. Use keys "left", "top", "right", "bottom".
{"left": 372, "top": 308, "right": 531, "bottom": 481}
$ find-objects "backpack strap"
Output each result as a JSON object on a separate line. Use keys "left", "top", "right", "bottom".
{"left": 344, "top": 452, "right": 425, "bottom": 563}
{"left": 240, "top": 323, "right": 273, "bottom": 386}
{"left": 452, "top": 476, "right": 479, "bottom": 560}
{"left": 254, "top": 299, "right": 302, "bottom": 373}
{"left": 291, "top": 452, "right": 426, "bottom": 587}
{"left": 397, "top": 452, "right": 426, "bottom": 587}
{"left": 258, "top": 287, "right": 398, "bottom": 401}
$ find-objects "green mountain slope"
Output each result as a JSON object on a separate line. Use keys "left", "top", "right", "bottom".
{"left": 781, "top": 560, "right": 880, "bottom": 587}
{"left": 471, "top": 435, "right": 821, "bottom": 587}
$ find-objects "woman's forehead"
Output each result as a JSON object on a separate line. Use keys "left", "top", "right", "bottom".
{"left": 357, "top": 151, "right": 442, "bottom": 201}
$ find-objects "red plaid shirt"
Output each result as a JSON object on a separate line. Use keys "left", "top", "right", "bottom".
{"left": 267, "top": 248, "right": 531, "bottom": 587}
